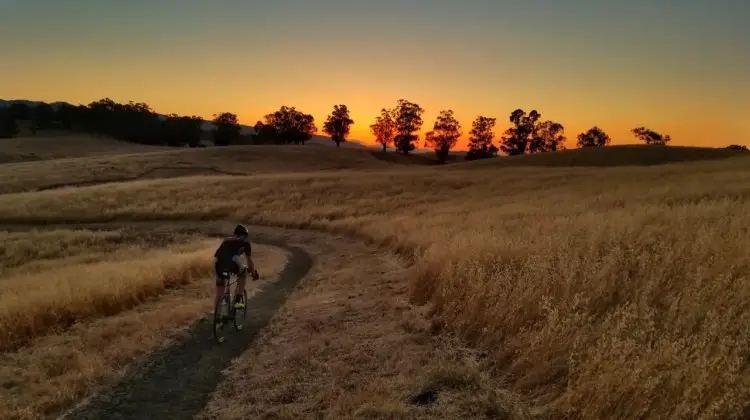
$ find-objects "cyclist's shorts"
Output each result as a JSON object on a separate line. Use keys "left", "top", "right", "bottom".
{"left": 214, "top": 255, "right": 248, "bottom": 286}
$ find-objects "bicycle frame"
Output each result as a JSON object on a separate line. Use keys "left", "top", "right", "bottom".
{"left": 213, "top": 270, "right": 247, "bottom": 344}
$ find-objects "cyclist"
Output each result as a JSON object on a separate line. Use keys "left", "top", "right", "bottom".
{"left": 213, "top": 224, "right": 259, "bottom": 309}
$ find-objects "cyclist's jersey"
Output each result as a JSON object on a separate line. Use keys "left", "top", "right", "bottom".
{"left": 213, "top": 236, "right": 251, "bottom": 262}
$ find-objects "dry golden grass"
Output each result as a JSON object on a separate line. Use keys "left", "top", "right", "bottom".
{"left": 199, "top": 228, "right": 530, "bottom": 419}
{"left": 2, "top": 151, "right": 750, "bottom": 418}
{"left": 0, "top": 228, "right": 202, "bottom": 275}
{"left": 0, "top": 235, "right": 288, "bottom": 420}
{"left": 0, "top": 143, "right": 398, "bottom": 194}
{"left": 0, "top": 132, "right": 167, "bottom": 163}
{"left": 0, "top": 240, "right": 216, "bottom": 352}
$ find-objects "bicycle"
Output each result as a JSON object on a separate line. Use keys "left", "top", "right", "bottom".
{"left": 212, "top": 270, "right": 248, "bottom": 344}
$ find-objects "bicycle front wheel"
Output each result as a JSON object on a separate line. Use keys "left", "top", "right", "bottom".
{"left": 233, "top": 291, "right": 248, "bottom": 331}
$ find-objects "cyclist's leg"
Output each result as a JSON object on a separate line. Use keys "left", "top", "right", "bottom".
{"left": 214, "top": 261, "right": 228, "bottom": 308}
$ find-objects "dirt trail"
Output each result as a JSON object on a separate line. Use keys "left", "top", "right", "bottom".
{"left": 3, "top": 221, "right": 527, "bottom": 419}
{"left": 54, "top": 228, "right": 313, "bottom": 420}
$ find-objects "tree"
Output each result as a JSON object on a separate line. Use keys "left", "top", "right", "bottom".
{"left": 252, "top": 121, "right": 280, "bottom": 144}
{"left": 465, "top": 116, "right": 499, "bottom": 160}
{"left": 322, "top": 104, "right": 354, "bottom": 148}
{"left": 500, "top": 109, "right": 541, "bottom": 155}
{"left": 500, "top": 109, "right": 565, "bottom": 155}
{"left": 33, "top": 102, "right": 57, "bottom": 130}
{"left": 57, "top": 104, "right": 76, "bottom": 130}
{"left": 370, "top": 108, "right": 396, "bottom": 152}
{"left": 577, "top": 126, "right": 611, "bottom": 148}
{"left": 262, "top": 106, "right": 317, "bottom": 145}
{"left": 212, "top": 112, "right": 241, "bottom": 146}
{"left": 0, "top": 107, "right": 19, "bottom": 138}
{"left": 81, "top": 98, "right": 161, "bottom": 144}
{"left": 8, "top": 103, "right": 30, "bottom": 120}
{"left": 393, "top": 99, "right": 424, "bottom": 155}
{"left": 424, "top": 109, "right": 462, "bottom": 163}
{"left": 184, "top": 115, "right": 205, "bottom": 147}
{"left": 631, "top": 127, "right": 671, "bottom": 145}
{"left": 163, "top": 114, "right": 204, "bottom": 147}
{"left": 530, "top": 120, "right": 566, "bottom": 153}
{"left": 727, "top": 144, "right": 748, "bottom": 151}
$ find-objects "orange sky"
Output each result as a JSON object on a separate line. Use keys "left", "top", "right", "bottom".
{"left": 1, "top": 1, "right": 748, "bottom": 150}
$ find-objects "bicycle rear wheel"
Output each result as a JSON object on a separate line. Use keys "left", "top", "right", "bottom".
{"left": 213, "top": 295, "right": 230, "bottom": 344}
{"left": 233, "top": 290, "right": 248, "bottom": 331}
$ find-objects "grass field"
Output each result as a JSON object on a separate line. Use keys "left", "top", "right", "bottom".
{"left": 0, "top": 144, "right": 405, "bottom": 194}
{"left": 457, "top": 144, "right": 748, "bottom": 168}
{"left": 2, "top": 141, "right": 750, "bottom": 418}
{"left": 0, "top": 132, "right": 168, "bottom": 163}
{"left": 0, "top": 226, "right": 288, "bottom": 419}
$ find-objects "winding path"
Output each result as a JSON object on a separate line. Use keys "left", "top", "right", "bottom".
{"left": 57, "top": 232, "right": 313, "bottom": 420}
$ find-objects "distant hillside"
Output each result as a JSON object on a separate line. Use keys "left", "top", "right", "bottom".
{"left": 1, "top": 98, "right": 412, "bottom": 151}
{"left": 0, "top": 99, "right": 71, "bottom": 110}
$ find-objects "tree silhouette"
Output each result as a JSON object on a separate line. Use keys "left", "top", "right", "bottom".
{"left": 33, "top": 102, "right": 57, "bottom": 130}
{"left": 0, "top": 107, "right": 19, "bottom": 138}
{"left": 57, "top": 104, "right": 76, "bottom": 130}
{"left": 20, "top": 97, "right": 229, "bottom": 147}
{"left": 212, "top": 112, "right": 241, "bottom": 146}
{"left": 322, "top": 104, "right": 354, "bottom": 148}
{"left": 393, "top": 99, "right": 424, "bottom": 155}
{"left": 163, "top": 114, "right": 204, "bottom": 147}
{"left": 500, "top": 109, "right": 541, "bottom": 155}
{"left": 82, "top": 98, "right": 161, "bottom": 144}
{"left": 529, "top": 120, "right": 566, "bottom": 153}
{"left": 500, "top": 109, "right": 565, "bottom": 155}
{"left": 262, "top": 106, "right": 317, "bottom": 145}
{"left": 8, "top": 103, "right": 30, "bottom": 120}
{"left": 577, "top": 126, "right": 611, "bottom": 148}
{"left": 424, "top": 109, "right": 462, "bottom": 163}
{"left": 252, "top": 121, "right": 280, "bottom": 144}
{"left": 466, "top": 116, "right": 499, "bottom": 160}
{"left": 370, "top": 108, "right": 396, "bottom": 152}
{"left": 632, "top": 127, "right": 671, "bottom": 145}
{"left": 727, "top": 144, "right": 748, "bottom": 151}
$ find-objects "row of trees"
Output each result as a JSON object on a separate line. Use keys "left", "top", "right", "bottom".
{"left": 7, "top": 98, "right": 740, "bottom": 163}
{"left": 0, "top": 99, "right": 207, "bottom": 146}
{"left": 0, "top": 98, "right": 327, "bottom": 147}
{"left": 367, "top": 100, "right": 682, "bottom": 162}
{"left": 0, "top": 101, "right": 59, "bottom": 138}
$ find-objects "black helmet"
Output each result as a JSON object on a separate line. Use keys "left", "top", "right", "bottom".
{"left": 233, "top": 224, "right": 249, "bottom": 237}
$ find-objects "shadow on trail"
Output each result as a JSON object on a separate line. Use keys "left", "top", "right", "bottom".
{"left": 60, "top": 237, "right": 313, "bottom": 420}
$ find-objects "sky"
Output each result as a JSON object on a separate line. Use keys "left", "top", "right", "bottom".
{"left": 1, "top": 0, "right": 748, "bottom": 149}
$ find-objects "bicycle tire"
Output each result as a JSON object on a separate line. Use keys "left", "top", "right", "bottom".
{"left": 213, "top": 295, "right": 230, "bottom": 344}
{"left": 232, "top": 290, "right": 248, "bottom": 331}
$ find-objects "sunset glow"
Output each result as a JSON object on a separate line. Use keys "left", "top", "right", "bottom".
{"left": 1, "top": 0, "right": 748, "bottom": 150}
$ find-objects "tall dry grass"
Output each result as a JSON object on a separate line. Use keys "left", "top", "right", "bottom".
{"left": 0, "top": 144, "right": 398, "bottom": 194}
{"left": 0, "top": 242, "right": 289, "bottom": 420}
{"left": 0, "top": 240, "right": 216, "bottom": 351}
{"left": 1, "top": 155, "right": 750, "bottom": 418}
{"left": 0, "top": 228, "right": 204, "bottom": 275}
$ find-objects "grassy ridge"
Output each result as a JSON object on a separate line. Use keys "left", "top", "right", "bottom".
{"left": 456, "top": 145, "right": 749, "bottom": 168}
{"left": 0, "top": 145, "right": 402, "bottom": 194}
{"left": 0, "top": 132, "right": 168, "bottom": 163}
{"left": 1, "top": 153, "right": 750, "bottom": 417}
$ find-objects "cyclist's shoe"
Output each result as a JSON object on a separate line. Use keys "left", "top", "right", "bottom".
{"left": 233, "top": 295, "right": 245, "bottom": 309}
